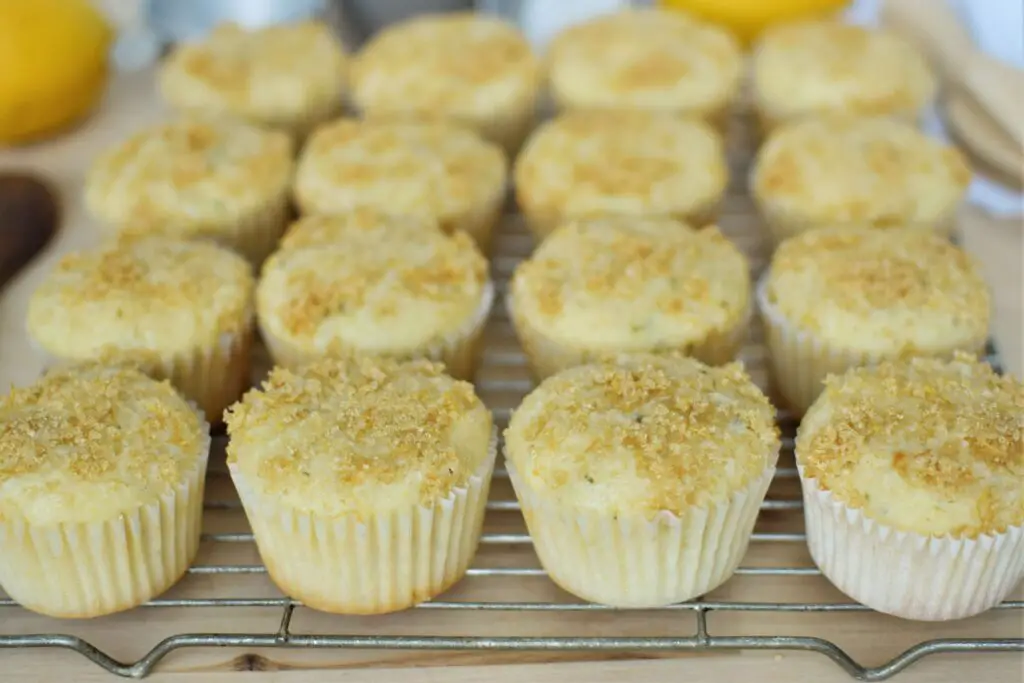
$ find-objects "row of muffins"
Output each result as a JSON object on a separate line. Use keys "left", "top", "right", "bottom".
{"left": 155, "top": 11, "right": 939, "bottom": 145}
{"left": 80, "top": 108, "right": 972, "bottom": 272}
{"left": 1, "top": 350, "right": 1019, "bottom": 622}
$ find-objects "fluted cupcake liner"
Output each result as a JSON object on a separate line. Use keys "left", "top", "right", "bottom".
{"left": 0, "top": 421, "right": 210, "bottom": 618}
{"left": 756, "top": 274, "right": 987, "bottom": 416}
{"left": 799, "top": 466, "right": 1024, "bottom": 621}
{"left": 230, "top": 430, "right": 497, "bottom": 615}
{"left": 507, "top": 290, "right": 750, "bottom": 382}
{"left": 507, "top": 459, "right": 777, "bottom": 608}
{"left": 261, "top": 280, "right": 494, "bottom": 381}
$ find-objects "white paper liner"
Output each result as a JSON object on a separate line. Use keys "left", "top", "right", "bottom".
{"left": 799, "top": 466, "right": 1024, "bottom": 621}
{"left": 261, "top": 279, "right": 495, "bottom": 381}
{"left": 229, "top": 430, "right": 498, "bottom": 615}
{"left": 507, "top": 289, "right": 751, "bottom": 381}
{"left": 0, "top": 418, "right": 210, "bottom": 618}
{"left": 506, "top": 457, "right": 778, "bottom": 608}
{"left": 755, "top": 273, "right": 988, "bottom": 416}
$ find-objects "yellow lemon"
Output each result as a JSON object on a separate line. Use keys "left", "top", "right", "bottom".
{"left": 660, "top": 0, "right": 851, "bottom": 44}
{"left": 0, "top": 0, "right": 113, "bottom": 144}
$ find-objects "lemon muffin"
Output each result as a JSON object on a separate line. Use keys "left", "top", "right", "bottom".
{"left": 294, "top": 118, "right": 507, "bottom": 252}
{"left": 85, "top": 118, "right": 294, "bottom": 264}
{"left": 27, "top": 237, "right": 255, "bottom": 424}
{"left": 758, "top": 227, "right": 990, "bottom": 415}
{"left": 159, "top": 21, "right": 348, "bottom": 140}
{"left": 226, "top": 356, "right": 495, "bottom": 614}
{"left": 752, "top": 117, "right": 972, "bottom": 244}
{"left": 509, "top": 216, "right": 750, "bottom": 379}
{"left": 0, "top": 364, "right": 210, "bottom": 618}
{"left": 546, "top": 9, "right": 743, "bottom": 127}
{"left": 279, "top": 209, "right": 441, "bottom": 251}
{"left": 505, "top": 355, "right": 780, "bottom": 608}
{"left": 797, "top": 355, "right": 1024, "bottom": 621}
{"left": 257, "top": 223, "right": 491, "bottom": 379}
{"left": 514, "top": 111, "right": 726, "bottom": 241}
{"left": 752, "top": 20, "right": 936, "bottom": 132}
{"left": 350, "top": 12, "right": 540, "bottom": 154}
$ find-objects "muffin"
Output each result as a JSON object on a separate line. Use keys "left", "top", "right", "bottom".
{"left": 256, "top": 221, "right": 491, "bottom": 379}
{"left": 26, "top": 237, "right": 255, "bottom": 424}
{"left": 546, "top": 9, "right": 743, "bottom": 127}
{"left": 294, "top": 118, "right": 507, "bottom": 252}
{"left": 279, "top": 208, "right": 441, "bottom": 250}
{"left": 0, "top": 364, "right": 210, "bottom": 618}
{"left": 752, "top": 117, "right": 972, "bottom": 244}
{"left": 752, "top": 20, "right": 937, "bottom": 133}
{"left": 757, "top": 227, "right": 990, "bottom": 416}
{"left": 350, "top": 12, "right": 540, "bottom": 154}
{"left": 505, "top": 355, "right": 780, "bottom": 608}
{"left": 159, "top": 21, "right": 348, "bottom": 140}
{"left": 509, "top": 216, "right": 750, "bottom": 380}
{"left": 226, "top": 356, "right": 496, "bottom": 614}
{"left": 85, "top": 118, "right": 294, "bottom": 264}
{"left": 514, "top": 111, "right": 726, "bottom": 241}
{"left": 797, "top": 354, "right": 1024, "bottom": 621}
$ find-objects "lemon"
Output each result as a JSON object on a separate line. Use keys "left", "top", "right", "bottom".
{"left": 0, "top": 0, "right": 113, "bottom": 145}
{"left": 660, "top": 0, "right": 851, "bottom": 44}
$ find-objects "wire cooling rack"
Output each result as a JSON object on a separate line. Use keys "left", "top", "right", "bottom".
{"left": 2, "top": 127, "right": 1021, "bottom": 680}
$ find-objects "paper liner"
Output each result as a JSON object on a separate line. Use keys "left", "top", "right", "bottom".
{"left": 756, "top": 274, "right": 988, "bottom": 416}
{"left": 0, "top": 422, "right": 210, "bottom": 618}
{"left": 507, "top": 290, "right": 750, "bottom": 381}
{"left": 261, "top": 280, "right": 494, "bottom": 381}
{"left": 229, "top": 430, "right": 497, "bottom": 615}
{"left": 521, "top": 203, "right": 723, "bottom": 244}
{"left": 799, "top": 467, "right": 1024, "bottom": 621}
{"left": 506, "top": 459, "right": 778, "bottom": 608}
{"left": 33, "top": 322, "right": 254, "bottom": 426}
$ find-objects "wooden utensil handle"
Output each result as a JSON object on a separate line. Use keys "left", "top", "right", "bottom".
{"left": 880, "top": 0, "right": 974, "bottom": 86}
{"left": 0, "top": 173, "right": 61, "bottom": 289}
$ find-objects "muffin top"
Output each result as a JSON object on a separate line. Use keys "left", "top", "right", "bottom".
{"left": 0, "top": 364, "right": 209, "bottom": 525}
{"left": 28, "top": 237, "right": 254, "bottom": 358}
{"left": 505, "top": 355, "right": 779, "bottom": 516}
{"left": 158, "top": 21, "right": 347, "bottom": 126}
{"left": 547, "top": 9, "right": 743, "bottom": 117}
{"left": 753, "top": 20, "right": 936, "bottom": 121}
{"left": 512, "top": 216, "right": 749, "bottom": 350}
{"left": 764, "top": 227, "right": 990, "bottom": 354}
{"left": 294, "top": 118, "right": 506, "bottom": 226}
{"left": 515, "top": 111, "right": 726, "bottom": 222}
{"left": 797, "top": 354, "right": 1023, "bottom": 538}
{"left": 279, "top": 209, "right": 440, "bottom": 251}
{"left": 257, "top": 225, "right": 489, "bottom": 356}
{"left": 85, "top": 119, "right": 293, "bottom": 233}
{"left": 226, "top": 356, "right": 493, "bottom": 515}
{"left": 350, "top": 12, "right": 539, "bottom": 117}
{"left": 752, "top": 117, "right": 971, "bottom": 228}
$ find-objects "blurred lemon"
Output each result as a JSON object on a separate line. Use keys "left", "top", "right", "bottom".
{"left": 0, "top": 0, "right": 113, "bottom": 144}
{"left": 660, "top": 0, "right": 851, "bottom": 44}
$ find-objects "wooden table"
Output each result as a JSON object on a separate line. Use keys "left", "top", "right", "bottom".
{"left": 1, "top": 70, "right": 1022, "bottom": 683}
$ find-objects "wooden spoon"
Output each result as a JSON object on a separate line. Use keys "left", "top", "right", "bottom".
{"left": 0, "top": 172, "right": 61, "bottom": 289}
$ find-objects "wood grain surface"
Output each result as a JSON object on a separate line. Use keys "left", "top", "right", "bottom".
{"left": 0, "top": 69, "right": 1021, "bottom": 683}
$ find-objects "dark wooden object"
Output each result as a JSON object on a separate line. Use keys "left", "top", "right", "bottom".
{"left": 0, "top": 172, "right": 60, "bottom": 289}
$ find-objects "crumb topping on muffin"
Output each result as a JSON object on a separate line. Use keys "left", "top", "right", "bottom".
{"left": 515, "top": 111, "right": 726, "bottom": 223}
{"left": 294, "top": 118, "right": 506, "bottom": 228}
{"left": 547, "top": 9, "right": 742, "bottom": 115}
{"left": 505, "top": 355, "right": 779, "bottom": 515}
{"left": 753, "top": 117, "right": 969, "bottom": 227}
{"left": 28, "top": 237, "right": 254, "bottom": 356}
{"left": 226, "top": 356, "right": 493, "bottom": 513}
{"left": 351, "top": 13, "right": 538, "bottom": 115}
{"left": 765, "top": 227, "right": 989, "bottom": 353}
{"left": 0, "top": 364, "right": 208, "bottom": 524}
{"left": 512, "top": 216, "right": 748, "bottom": 348}
{"left": 797, "top": 354, "right": 1023, "bottom": 537}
